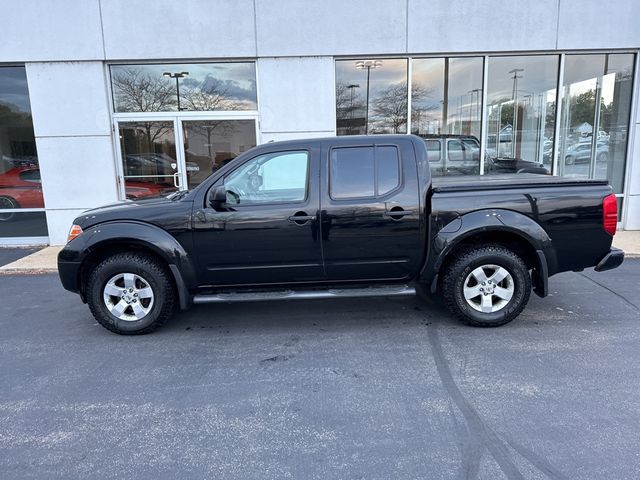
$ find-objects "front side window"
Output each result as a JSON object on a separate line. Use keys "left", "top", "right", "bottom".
{"left": 224, "top": 151, "right": 308, "bottom": 205}
{"left": 110, "top": 62, "right": 257, "bottom": 113}
{"left": 330, "top": 146, "right": 400, "bottom": 199}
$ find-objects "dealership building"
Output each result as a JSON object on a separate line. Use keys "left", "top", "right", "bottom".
{"left": 1, "top": 0, "right": 639, "bottom": 245}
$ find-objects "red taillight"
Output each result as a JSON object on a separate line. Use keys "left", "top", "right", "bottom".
{"left": 602, "top": 194, "right": 617, "bottom": 236}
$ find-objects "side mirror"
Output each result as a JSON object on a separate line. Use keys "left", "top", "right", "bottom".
{"left": 208, "top": 185, "right": 227, "bottom": 209}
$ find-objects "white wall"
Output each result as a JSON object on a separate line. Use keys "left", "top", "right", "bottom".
{"left": 2, "top": 0, "right": 640, "bottom": 61}
{"left": 25, "top": 61, "right": 119, "bottom": 244}
{"left": 257, "top": 57, "right": 336, "bottom": 141}
{"left": 624, "top": 66, "right": 640, "bottom": 230}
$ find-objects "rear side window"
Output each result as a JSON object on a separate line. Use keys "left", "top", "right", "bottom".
{"left": 330, "top": 145, "right": 400, "bottom": 200}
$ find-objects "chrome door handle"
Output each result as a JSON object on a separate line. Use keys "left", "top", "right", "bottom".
{"left": 288, "top": 212, "right": 316, "bottom": 224}
{"left": 173, "top": 172, "right": 181, "bottom": 189}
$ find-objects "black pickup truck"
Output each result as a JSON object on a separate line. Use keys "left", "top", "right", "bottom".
{"left": 58, "top": 135, "right": 624, "bottom": 335}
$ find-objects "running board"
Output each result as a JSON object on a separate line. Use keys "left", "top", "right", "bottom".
{"left": 192, "top": 285, "right": 416, "bottom": 304}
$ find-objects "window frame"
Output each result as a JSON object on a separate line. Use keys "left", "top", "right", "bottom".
{"left": 328, "top": 144, "right": 402, "bottom": 201}
{"left": 218, "top": 149, "right": 311, "bottom": 207}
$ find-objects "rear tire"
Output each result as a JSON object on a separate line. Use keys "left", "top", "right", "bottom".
{"left": 440, "top": 245, "right": 531, "bottom": 327}
{"left": 86, "top": 253, "right": 176, "bottom": 335}
{"left": 0, "top": 196, "right": 19, "bottom": 221}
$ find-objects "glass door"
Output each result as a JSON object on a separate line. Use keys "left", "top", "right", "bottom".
{"left": 116, "top": 120, "right": 183, "bottom": 200}
{"left": 115, "top": 117, "right": 258, "bottom": 199}
{"left": 179, "top": 119, "right": 257, "bottom": 189}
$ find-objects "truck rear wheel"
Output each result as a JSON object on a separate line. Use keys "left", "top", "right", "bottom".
{"left": 440, "top": 245, "right": 531, "bottom": 327}
{"left": 86, "top": 253, "right": 176, "bottom": 335}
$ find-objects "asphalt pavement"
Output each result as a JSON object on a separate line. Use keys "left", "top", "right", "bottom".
{"left": 1, "top": 261, "right": 639, "bottom": 479}
{"left": 0, "top": 247, "right": 41, "bottom": 268}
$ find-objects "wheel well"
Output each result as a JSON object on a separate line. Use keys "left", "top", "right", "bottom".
{"left": 79, "top": 242, "right": 174, "bottom": 298}
{"left": 439, "top": 231, "right": 539, "bottom": 276}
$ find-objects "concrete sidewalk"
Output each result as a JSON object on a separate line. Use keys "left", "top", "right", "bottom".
{"left": 1, "top": 231, "right": 639, "bottom": 274}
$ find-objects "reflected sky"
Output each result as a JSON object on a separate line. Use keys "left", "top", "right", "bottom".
{"left": 335, "top": 59, "right": 407, "bottom": 100}
{"left": 0, "top": 66, "right": 31, "bottom": 114}
{"left": 487, "top": 55, "right": 559, "bottom": 103}
{"left": 110, "top": 62, "right": 257, "bottom": 112}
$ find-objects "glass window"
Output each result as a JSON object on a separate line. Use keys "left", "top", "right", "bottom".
{"left": 425, "top": 140, "right": 441, "bottom": 163}
{"left": 485, "top": 55, "right": 558, "bottom": 175}
{"left": 110, "top": 63, "right": 257, "bottom": 113}
{"left": 335, "top": 59, "right": 408, "bottom": 135}
{"left": 558, "top": 54, "right": 634, "bottom": 193}
{"left": 330, "top": 146, "right": 400, "bottom": 199}
{"left": 376, "top": 146, "right": 400, "bottom": 196}
{"left": 224, "top": 151, "right": 308, "bottom": 205}
{"left": 118, "top": 121, "right": 179, "bottom": 200}
{"left": 183, "top": 119, "right": 256, "bottom": 189}
{"left": 0, "top": 66, "right": 48, "bottom": 238}
{"left": 411, "top": 57, "right": 483, "bottom": 140}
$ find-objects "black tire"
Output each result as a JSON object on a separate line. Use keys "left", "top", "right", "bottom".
{"left": 440, "top": 245, "right": 531, "bottom": 327}
{"left": 565, "top": 155, "right": 575, "bottom": 165}
{"left": 86, "top": 253, "right": 176, "bottom": 335}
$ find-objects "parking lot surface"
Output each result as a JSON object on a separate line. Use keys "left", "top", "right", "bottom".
{"left": 1, "top": 260, "right": 639, "bottom": 479}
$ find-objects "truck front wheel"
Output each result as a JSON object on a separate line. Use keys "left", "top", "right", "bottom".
{"left": 86, "top": 253, "right": 176, "bottom": 335}
{"left": 440, "top": 245, "right": 531, "bottom": 327}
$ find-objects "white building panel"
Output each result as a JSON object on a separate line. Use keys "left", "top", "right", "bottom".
{"left": 258, "top": 57, "right": 336, "bottom": 135}
{"left": 557, "top": 0, "right": 640, "bottom": 50}
{"left": 0, "top": 0, "right": 104, "bottom": 62}
{"left": 100, "top": 0, "right": 257, "bottom": 60}
{"left": 44, "top": 208, "right": 93, "bottom": 245}
{"left": 35, "top": 136, "right": 118, "bottom": 211}
{"left": 407, "top": 0, "right": 558, "bottom": 53}
{"left": 25, "top": 62, "right": 111, "bottom": 138}
{"left": 255, "top": 0, "right": 406, "bottom": 56}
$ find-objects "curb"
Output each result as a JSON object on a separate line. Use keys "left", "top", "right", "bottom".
{"left": 0, "top": 268, "right": 58, "bottom": 275}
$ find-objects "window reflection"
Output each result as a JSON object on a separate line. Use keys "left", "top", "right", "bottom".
{"left": 485, "top": 55, "right": 558, "bottom": 175}
{"left": 0, "top": 66, "right": 48, "bottom": 238}
{"left": 558, "top": 54, "right": 634, "bottom": 193}
{"left": 336, "top": 59, "right": 408, "bottom": 135}
{"left": 110, "top": 63, "right": 258, "bottom": 113}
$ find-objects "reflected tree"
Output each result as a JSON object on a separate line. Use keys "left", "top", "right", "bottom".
{"left": 371, "top": 82, "right": 430, "bottom": 134}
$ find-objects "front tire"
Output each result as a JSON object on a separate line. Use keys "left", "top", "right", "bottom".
{"left": 86, "top": 253, "right": 176, "bottom": 335}
{"left": 440, "top": 245, "right": 531, "bottom": 327}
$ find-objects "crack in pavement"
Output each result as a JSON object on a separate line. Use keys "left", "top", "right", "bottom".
{"left": 578, "top": 273, "right": 640, "bottom": 313}
{"left": 427, "top": 324, "right": 570, "bottom": 480}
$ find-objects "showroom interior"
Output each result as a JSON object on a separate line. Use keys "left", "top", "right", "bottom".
{"left": 1, "top": 0, "right": 639, "bottom": 245}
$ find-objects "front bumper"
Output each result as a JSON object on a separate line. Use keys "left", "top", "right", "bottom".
{"left": 594, "top": 247, "right": 624, "bottom": 272}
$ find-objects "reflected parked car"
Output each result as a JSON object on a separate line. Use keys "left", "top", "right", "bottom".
{"left": 0, "top": 167, "right": 45, "bottom": 211}
{"left": 564, "top": 141, "right": 609, "bottom": 165}
{"left": 420, "top": 135, "right": 481, "bottom": 176}
{"left": 0, "top": 167, "right": 175, "bottom": 221}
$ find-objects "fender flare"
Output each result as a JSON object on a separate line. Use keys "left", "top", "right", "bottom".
{"left": 422, "top": 209, "right": 557, "bottom": 297}
{"left": 78, "top": 221, "right": 195, "bottom": 309}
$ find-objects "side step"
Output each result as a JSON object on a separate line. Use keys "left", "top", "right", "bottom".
{"left": 192, "top": 285, "right": 416, "bottom": 304}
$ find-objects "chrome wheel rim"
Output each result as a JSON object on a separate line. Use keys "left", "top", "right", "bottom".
{"left": 103, "top": 273, "right": 154, "bottom": 321}
{"left": 463, "top": 264, "right": 514, "bottom": 313}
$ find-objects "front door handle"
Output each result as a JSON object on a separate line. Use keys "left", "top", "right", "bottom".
{"left": 288, "top": 211, "right": 316, "bottom": 225}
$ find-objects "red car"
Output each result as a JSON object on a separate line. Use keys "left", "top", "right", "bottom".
{"left": 0, "top": 167, "right": 175, "bottom": 214}
{"left": 0, "top": 166, "right": 45, "bottom": 209}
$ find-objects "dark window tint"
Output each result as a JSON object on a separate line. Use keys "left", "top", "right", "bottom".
{"left": 331, "top": 147, "right": 375, "bottom": 199}
{"left": 330, "top": 145, "right": 400, "bottom": 199}
{"left": 376, "top": 146, "right": 400, "bottom": 195}
{"left": 18, "top": 169, "right": 41, "bottom": 183}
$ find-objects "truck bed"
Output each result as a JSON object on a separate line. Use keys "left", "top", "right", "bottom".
{"left": 432, "top": 174, "right": 609, "bottom": 193}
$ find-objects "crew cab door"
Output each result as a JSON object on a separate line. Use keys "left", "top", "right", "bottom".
{"left": 319, "top": 139, "right": 422, "bottom": 281}
{"left": 192, "top": 145, "right": 323, "bottom": 287}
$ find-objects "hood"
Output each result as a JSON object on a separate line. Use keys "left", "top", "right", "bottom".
{"left": 73, "top": 195, "right": 190, "bottom": 229}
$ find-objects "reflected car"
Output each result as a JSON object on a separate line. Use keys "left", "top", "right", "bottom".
{"left": 564, "top": 141, "right": 609, "bottom": 165}
{"left": 485, "top": 156, "right": 549, "bottom": 175}
{"left": 0, "top": 167, "right": 45, "bottom": 211}
{"left": 420, "top": 135, "right": 481, "bottom": 176}
{"left": 124, "top": 153, "right": 199, "bottom": 177}
{"left": 124, "top": 181, "right": 176, "bottom": 200}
